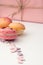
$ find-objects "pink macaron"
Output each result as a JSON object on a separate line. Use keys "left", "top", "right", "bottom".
{"left": 0, "top": 27, "right": 17, "bottom": 40}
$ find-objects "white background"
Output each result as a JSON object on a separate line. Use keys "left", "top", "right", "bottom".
{"left": 0, "top": 21, "right": 43, "bottom": 65}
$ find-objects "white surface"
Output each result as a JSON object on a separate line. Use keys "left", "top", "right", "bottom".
{"left": 0, "top": 21, "right": 43, "bottom": 65}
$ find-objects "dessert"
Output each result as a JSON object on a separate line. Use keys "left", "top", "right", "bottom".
{"left": 0, "top": 17, "right": 12, "bottom": 28}
{"left": 0, "top": 27, "right": 17, "bottom": 40}
{"left": 9, "top": 22, "right": 25, "bottom": 35}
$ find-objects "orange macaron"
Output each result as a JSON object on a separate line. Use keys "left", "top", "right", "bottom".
{"left": 0, "top": 17, "right": 12, "bottom": 28}
{"left": 9, "top": 22, "right": 25, "bottom": 35}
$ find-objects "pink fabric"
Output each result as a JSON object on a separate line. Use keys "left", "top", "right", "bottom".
{"left": 0, "top": 0, "right": 43, "bottom": 23}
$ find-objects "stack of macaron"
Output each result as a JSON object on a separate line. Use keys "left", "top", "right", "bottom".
{"left": 0, "top": 17, "right": 25, "bottom": 40}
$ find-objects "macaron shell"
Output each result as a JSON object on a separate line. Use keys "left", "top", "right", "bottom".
{"left": 9, "top": 22, "right": 25, "bottom": 35}
{"left": 0, "top": 17, "right": 12, "bottom": 28}
{"left": 9, "top": 22, "right": 25, "bottom": 31}
{"left": 17, "top": 30, "right": 24, "bottom": 35}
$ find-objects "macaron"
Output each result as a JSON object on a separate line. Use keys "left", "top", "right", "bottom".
{"left": 0, "top": 27, "right": 17, "bottom": 40}
{"left": 0, "top": 17, "right": 12, "bottom": 28}
{"left": 9, "top": 22, "right": 25, "bottom": 35}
